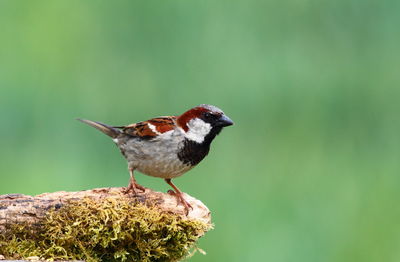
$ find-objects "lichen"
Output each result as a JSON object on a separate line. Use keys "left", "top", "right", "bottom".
{"left": 0, "top": 197, "right": 212, "bottom": 261}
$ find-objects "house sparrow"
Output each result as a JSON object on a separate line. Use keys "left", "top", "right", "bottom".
{"left": 78, "top": 104, "right": 233, "bottom": 214}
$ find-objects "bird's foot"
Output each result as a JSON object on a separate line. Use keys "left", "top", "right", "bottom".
{"left": 134, "top": 183, "right": 146, "bottom": 192}
{"left": 124, "top": 181, "right": 146, "bottom": 195}
{"left": 167, "top": 190, "right": 193, "bottom": 215}
{"left": 123, "top": 183, "right": 135, "bottom": 194}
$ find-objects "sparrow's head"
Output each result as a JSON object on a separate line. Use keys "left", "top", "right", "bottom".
{"left": 177, "top": 104, "right": 233, "bottom": 144}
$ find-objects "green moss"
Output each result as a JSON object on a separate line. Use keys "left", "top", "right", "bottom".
{"left": 0, "top": 197, "right": 212, "bottom": 261}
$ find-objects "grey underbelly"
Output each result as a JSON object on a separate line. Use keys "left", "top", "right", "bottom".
{"left": 118, "top": 138, "right": 192, "bottom": 178}
{"left": 136, "top": 158, "right": 193, "bottom": 178}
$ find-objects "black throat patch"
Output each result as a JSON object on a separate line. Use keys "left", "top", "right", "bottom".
{"left": 178, "top": 139, "right": 210, "bottom": 166}
{"left": 177, "top": 126, "right": 222, "bottom": 166}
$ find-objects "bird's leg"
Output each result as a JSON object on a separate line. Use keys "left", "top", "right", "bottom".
{"left": 124, "top": 168, "right": 146, "bottom": 194}
{"left": 165, "top": 178, "right": 193, "bottom": 215}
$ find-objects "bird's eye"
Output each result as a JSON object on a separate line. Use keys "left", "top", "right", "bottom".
{"left": 204, "top": 112, "right": 212, "bottom": 119}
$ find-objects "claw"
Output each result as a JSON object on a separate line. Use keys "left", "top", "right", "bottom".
{"left": 134, "top": 183, "right": 146, "bottom": 192}
{"left": 124, "top": 180, "right": 145, "bottom": 195}
{"left": 123, "top": 181, "right": 136, "bottom": 194}
{"left": 124, "top": 168, "right": 145, "bottom": 195}
{"left": 124, "top": 168, "right": 146, "bottom": 195}
{"left": 165, "top": 182, "right": 193, "bottom": 215}
{"left": 180, "top": 196, "right": 193, "bottom": 215}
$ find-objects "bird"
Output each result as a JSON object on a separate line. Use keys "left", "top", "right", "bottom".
{"left": 77, "top": 104, "right": 233, "bottom": 214}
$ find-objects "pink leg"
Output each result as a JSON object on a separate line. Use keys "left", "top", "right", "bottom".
{"left": 165, "top": 178, "right": 192, "bottom": 215}
{"left": 124, "top": 168, "right": 146, "bottom": 194}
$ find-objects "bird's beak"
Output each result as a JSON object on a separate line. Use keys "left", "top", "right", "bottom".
{"left": 217, "top": 115, "right": 234, "bottom": 127}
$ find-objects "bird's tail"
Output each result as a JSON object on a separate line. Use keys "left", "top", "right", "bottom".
{"left": 77, "top": 118, "right": 121, "bottom": 138}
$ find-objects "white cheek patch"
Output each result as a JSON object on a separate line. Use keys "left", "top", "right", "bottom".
{"left": 185, "top": 118, "right": 212, "bottom": 143}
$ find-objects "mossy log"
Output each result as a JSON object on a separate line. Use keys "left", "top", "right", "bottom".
{"left": 0, "top": 187, "right": 212, "bottom": 262}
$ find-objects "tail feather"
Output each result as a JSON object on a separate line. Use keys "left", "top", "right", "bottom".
{"left": 77, "top": 118, "right": 120, "bottom": 138}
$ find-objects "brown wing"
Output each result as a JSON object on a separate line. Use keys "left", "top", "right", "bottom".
{"left": 119, "top": 116, "right": 177, "bottom": 139}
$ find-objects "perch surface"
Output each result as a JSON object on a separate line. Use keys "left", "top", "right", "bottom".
{"left": 0, "top": 187, "right": 212, "bottom": 262}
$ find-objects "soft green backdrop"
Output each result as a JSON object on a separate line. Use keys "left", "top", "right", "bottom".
{"left": 1, "top": 1, "right": 399, "bottom": 261}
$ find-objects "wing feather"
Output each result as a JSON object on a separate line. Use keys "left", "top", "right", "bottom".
{"left": 119, "top": 116, "right": 177, "bottom": 139}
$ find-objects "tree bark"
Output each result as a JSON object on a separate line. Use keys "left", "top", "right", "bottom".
{"left": 0, "top": 187, "right": 211, "bottom": 235}
{"left": 0, "top": 187, "right": 212, "bottom": 261}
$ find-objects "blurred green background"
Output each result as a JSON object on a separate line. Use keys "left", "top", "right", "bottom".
{"left": 1, "top": 1, "right": 400, "bottom": 261}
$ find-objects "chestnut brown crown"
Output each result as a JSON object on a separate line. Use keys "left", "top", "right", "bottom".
{"left": 177, "top": 104, "right": 234, "bottom": 132}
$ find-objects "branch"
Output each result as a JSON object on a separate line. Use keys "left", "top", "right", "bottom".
{"left": 0, "top": 187, "right": 212, "bottom": 261}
